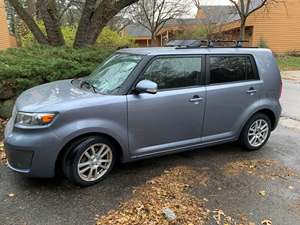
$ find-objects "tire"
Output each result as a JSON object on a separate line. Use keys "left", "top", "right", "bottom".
{"left": 239, "top": 113, "right": 272, "bottom": 151}
{"left": 62, "top": 135, "right": 116, "bottom": 187}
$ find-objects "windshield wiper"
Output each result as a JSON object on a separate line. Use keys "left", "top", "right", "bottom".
{"left": 79, "top": 80, "right": 99, "bottom": 93}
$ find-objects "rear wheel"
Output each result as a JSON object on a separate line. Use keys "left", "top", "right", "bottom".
{"left": 62, "top": 136, "right": 116, "bottom": 186}
{"left": 240, "top": 113, "right": 271, "bottom": 151}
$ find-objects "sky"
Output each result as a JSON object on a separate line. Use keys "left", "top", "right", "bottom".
{"left": 188, "top": 0, "right": 232, "bottom": 17}
{"left": 201, "top": 0, "right": 231, "bottom": 5}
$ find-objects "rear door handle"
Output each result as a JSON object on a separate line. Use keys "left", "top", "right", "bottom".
{"left": 247, "top": 88, "right": 257, "bottom": 94}
{"left": 189, "top": 95, "right": 204, "bottom": 102}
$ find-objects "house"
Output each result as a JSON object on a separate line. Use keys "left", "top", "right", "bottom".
{"left": 197, "top": 0, "right": 300, "bottom": 53}
{"left": 0, "top": 0, "right": 16, "bottom": 50}
{"left": 122, "top": 19, "right": 203, "bottom": 47}
{"left": 122, "top": 24, "right": 152, "bottom": 47}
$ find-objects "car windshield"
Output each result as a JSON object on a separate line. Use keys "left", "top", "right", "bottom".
{"left": 85, "top": 53, "right": 143, "bottom": 94}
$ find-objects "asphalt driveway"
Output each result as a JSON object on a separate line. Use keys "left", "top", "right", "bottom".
{"left": 0, "top": 124, "right": 300, "bottom": 225}
{"left": 1, "top": 74, "right": 300, "bottom": 225}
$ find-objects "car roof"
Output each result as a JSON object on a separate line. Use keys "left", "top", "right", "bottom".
{"left": 117, "top": 47, "right": 272, "bottom": 56}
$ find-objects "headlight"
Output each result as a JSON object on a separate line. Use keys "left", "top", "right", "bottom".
{"left": 15, "top": 112, "right": 57, "bottom": 127}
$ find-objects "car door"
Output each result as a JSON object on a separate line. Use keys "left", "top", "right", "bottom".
{"left": 127, "top": 55, "right": 206, "bottom": 158}
{"left": 202, "top": 54, "right": 262, "bottom": 142}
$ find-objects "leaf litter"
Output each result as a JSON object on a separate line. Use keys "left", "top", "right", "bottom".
{"left": 0, "top": 141, "right": 5, "bottom": 162}
{"left": 224, "top": 160, "right": 299, "bottom": 181}
{"left": 96, "top": 165, "right": 272, "bottom": 225}
{"left": 0, "top": 118, "right": 6, "bottom": 162}
{"left": 97, "top": 166, "right": 210, "bottom": 225}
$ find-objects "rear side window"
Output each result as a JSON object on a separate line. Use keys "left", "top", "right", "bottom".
{"left": 143, "top": 57, "right": 202, "bottom": 90}
{"left": 209, "top": 56, "right": 258, "bottom": 84}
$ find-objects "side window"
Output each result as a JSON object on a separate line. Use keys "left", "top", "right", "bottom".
{"left": 143, "top": 57, "right": 201, "bottom": 89}
{"left": 209, "top": 56, "right": 258, "bottom": 84}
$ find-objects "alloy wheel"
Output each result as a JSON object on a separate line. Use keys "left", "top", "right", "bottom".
{"left": 247, "top": 119, "right": 269, "bottom": 147}
{"left": 77, "top": 143, "right": 113, "bottom": 182}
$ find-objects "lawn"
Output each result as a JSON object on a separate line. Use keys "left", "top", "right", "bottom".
{"left": 277, "top": 55, "right": 300, "bottom": 71}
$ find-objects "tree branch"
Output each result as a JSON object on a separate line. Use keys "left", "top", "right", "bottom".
{"left": 7, "top": 0, "right": 49, "bottom": 44}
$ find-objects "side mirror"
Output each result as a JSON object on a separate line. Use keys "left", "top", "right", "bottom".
{"left": 135, "top": 80, "right": 158, "bottom": 94}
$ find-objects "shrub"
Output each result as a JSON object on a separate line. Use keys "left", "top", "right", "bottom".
{"left": 258, "top": 38, "right": 269, "bottom": 48}
{"left": 0, "top": 45, "right": 114, "bottom": 118}
{"left": 21, "top": 23, "right": 134, "bottom": 48}
{"left": 276, "top": 54, "right": 300, "bottom": 71}
{"left": 96, "top": 27, "right": 136, "bottom": 48}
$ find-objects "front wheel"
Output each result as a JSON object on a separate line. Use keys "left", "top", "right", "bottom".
{"left": 62, "top": 136, "right": 116, "bottom": 186}
{"left": 240, "top": 113, "right": 271, "bottom": 151}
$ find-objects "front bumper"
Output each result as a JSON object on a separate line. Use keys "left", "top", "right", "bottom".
{"left": 4, "top": 118, "right": 62, "bottom": 178}
{"left": 5, "top": 146, "right": 33, "bottom": 173}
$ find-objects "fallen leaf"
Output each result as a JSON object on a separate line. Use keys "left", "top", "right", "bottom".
{"left": 261, "top": 219, "right": 272, "bottom": 225}
{"left": 258, "top": 190, "right": 267, "bottom": 197}
{"left": 8, "top": 193, "right": 15, "bottom": 197}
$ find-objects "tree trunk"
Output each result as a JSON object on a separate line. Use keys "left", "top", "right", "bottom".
{"left": 37, "top": 0, "right": 65, "bottom": 46}
{"left": 74, "top": 0, "right": 138, "bottom": 48}
{"left": 85, "top": 4, "right": 117, "bottom": 46}
{"left": 7, "top": 0, "right": 48, "bottom": 45}
{"left": 26, "top": 0, "right": 36, "bottom": 17}
{"left": 73, "top": 0, "right": 97, "bottom": 48}
{"left": 239, "top": 19, "right": 246, "bottom": 41}
{"left": 151, "top": 33, "right": 156, "bottom": 47}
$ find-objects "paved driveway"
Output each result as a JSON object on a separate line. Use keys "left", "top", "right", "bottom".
{"left": 0, "top": 124, "right": 300, "bottom": 225}
{"left": 281, "top": 80, "right": 300, "bottom": 120}
{"left": 1, "top": 75, "right": 300, "bottom": 225}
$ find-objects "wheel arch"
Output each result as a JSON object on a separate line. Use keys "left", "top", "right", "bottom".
{"left": 254, "top": 108, "right": 276, "bottom": 130}
{"left": 240, "top": 108, "right": 277, "bottom": 138}
{"left": 55, "top": 132, "right": 124, "bottom": 176}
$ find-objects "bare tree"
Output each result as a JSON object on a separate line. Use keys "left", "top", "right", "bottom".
{"left": 7, "top": 0, "right": 138, "bottom": 47}
{"left": 128, "top": 0, "right": 188, "bottom": 46}
{"left": 107, "top": 8, "right": 132, "bottom": 32}
{"left": 192, "top": 0, "right": 236, "bottom": 39}
{"left": 228, "top": 0, "right": 278, "bottom": 40}
{"left": 192, "top": 0, "right": 202, "bottom": 9}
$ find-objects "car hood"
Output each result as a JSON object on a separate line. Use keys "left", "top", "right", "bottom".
{"left": 15, "top": 79, "right": 100, "bottom": 112}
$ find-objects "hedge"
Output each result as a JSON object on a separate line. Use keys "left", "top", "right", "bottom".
{"left": 0, "top": 45, "right": 114, "bottom": 118}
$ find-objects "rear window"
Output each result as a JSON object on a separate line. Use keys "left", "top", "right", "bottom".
{"left": 209, "top": 56, "right": 258, "bottom": 84}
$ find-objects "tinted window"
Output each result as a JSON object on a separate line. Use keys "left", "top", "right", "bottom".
{"left": 209, "top": 56, "right": 258, "bottom": 84}
{"left": 143, "top": 57, "right": 201, "bottom": 89}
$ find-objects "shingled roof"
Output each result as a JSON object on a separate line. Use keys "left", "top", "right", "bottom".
{"left": 198, "top": 0, "right": 266, "bottom": 25}
{"left": 125, "top": 18, "right": 203, "bottom": 38}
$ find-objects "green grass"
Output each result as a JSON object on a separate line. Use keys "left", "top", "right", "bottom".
{"left": 277, "top": 55, "right": 300, "bottom": 71}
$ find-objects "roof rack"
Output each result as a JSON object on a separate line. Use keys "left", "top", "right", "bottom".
{"left": 166, "top": 40, "right": 249, "bottom": 49}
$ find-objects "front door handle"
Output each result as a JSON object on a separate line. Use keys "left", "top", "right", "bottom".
{"left": 247, "top": 88, "right": 257, "bottom": 94}
{"left": 189, "top": 95, "right": 204, "bottom": 102}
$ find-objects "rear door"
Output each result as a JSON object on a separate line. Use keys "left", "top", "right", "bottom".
{"left": 203, "top": 55, "right": 262, "bottom": 142}
{"left": 127, "top": 55, "right": 206, "bottom": 157}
